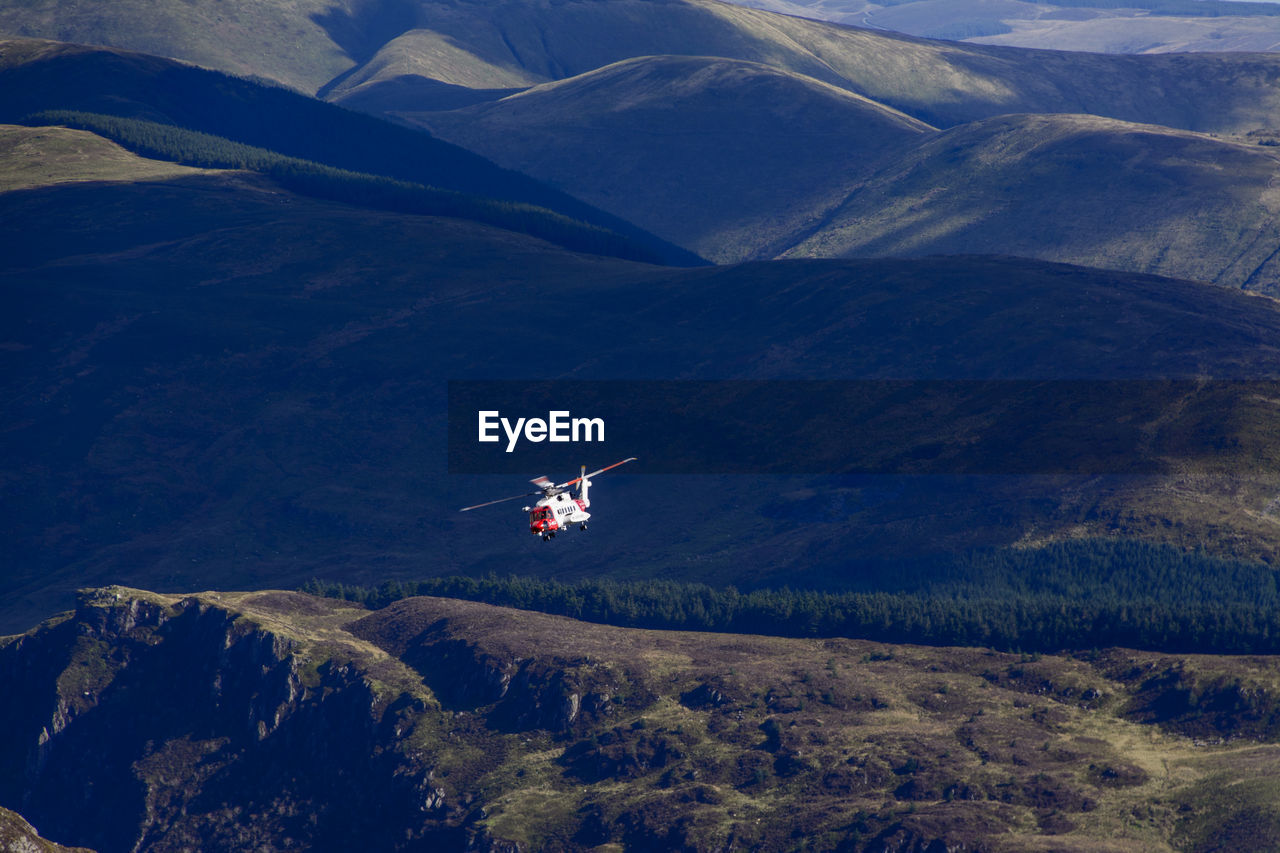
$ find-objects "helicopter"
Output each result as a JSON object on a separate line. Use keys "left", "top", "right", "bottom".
{"left": 459, "top": 457, "right": 636, "bottom": 541}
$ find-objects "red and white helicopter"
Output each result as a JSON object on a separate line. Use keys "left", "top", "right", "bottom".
{"left": 459, "top": 457, "right": 636, "bottom": 541}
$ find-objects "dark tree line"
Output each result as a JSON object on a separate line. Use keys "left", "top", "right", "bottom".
{"left": 301, "top": 539, "right": 1280, "bottom": 654}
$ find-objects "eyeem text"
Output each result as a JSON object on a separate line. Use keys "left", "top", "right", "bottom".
{"left": 478, "top": 410, "right": 605, "bottom": 453}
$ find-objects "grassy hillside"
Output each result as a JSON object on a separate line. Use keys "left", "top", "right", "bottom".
{"left": 0, "top": 39, "right": 704, "bottom": 266}
{"left": 407, "top": 55, "right": 934, "bottom": 263}
{"left": 6, "top": 15, "right": 1280, "bottom": 278}
{"left": 0, "top": 0, "right": 358, "bottom": 93}
{"left": 328, "top": 0, "right": 1280, "bottom": 132}
{"left": 8, "top": 587, "right": 1280, "bottom": 850}
{"left": 412, "top": 80, "right": 1280, "bottom": 279}
{"left": 5, "top": 1, "right": 1280, "bottom": 136}
{"left": 780, "top": 113, "right": 1280, "bottom": 292}
{"left": 0, "top": 123, "right": 213, "bottom": 191}
{"left": 9, "top": 161, "right": 1280, "bottom": 630}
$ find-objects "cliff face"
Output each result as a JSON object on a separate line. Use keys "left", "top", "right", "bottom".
{"left": 0, "top": 589, "right": 460, "bottom": 852}
{"left": 5, "top": 588, "right": 1280, "bottom": 852}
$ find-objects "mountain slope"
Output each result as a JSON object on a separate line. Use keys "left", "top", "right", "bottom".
{"left": 780, "top": 113, "right": 1280, "bottom": 291}
{"left": 0, "top": 123, "right": 213, "bottom": 191}
{"left": 5, "top": 0, "right": 1280, "bottom": 135}
{"left": 0, "top": 39, "right": 704, "bottom": 266}
{"left": 11, "top": 156, "right": 1280, "bottom": 629}
{"left": 0, "top": 0, "right": 359, "bottom": 93}
{"left": 330, "top": 0, "right": 1280, "bottom": 133}
{"left": 412, "top": 76, "right": 1280, "bottom": 277}
{"left": 6, "top": 586, "right": 1280, "bottom": 851}
{"left": 407, "top": 55, "right": 934, "bottom": 262}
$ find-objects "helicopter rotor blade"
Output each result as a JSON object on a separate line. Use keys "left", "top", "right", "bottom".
{"left": 459, "top": 491, "right": 540, "bottom": 512}
{"left": 558, "top": 457, "right": 637, "bottom": 489}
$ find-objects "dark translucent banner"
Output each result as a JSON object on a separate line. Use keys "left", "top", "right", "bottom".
{"left": 447, "top": 380, "right": 1280, "bottom": 475}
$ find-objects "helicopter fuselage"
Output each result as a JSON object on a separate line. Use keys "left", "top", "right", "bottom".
{"left": 529, "top": 491, "right": 590, "bottom": 536}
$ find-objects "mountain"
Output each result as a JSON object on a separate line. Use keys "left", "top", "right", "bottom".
{"left": 0, "top": 38, "right": 704, "bottom": 266}
{"left": 7, "top": 15, "right": 1280, "bottom": 278}
{"left": 779, "top": 112, "right": 1280, "bottom": 290}
{"left": 9, "top": 134, "right": 1280, "bottom": 631}
{"left": 8, "top": 3, "right": 1280, "bottom": 850}
{"left": 305, "top": 0, "right": 1280, "bottom": 134}
{"left": 6, "top": 0, "right": 1280, "bottom": 135}
{"left": 406, "top": 55, "right": 935, "bottom": 263}
{"left": 411, "top": 80, "right": 1280, "bottom": 277}
{"left": 724, "top": 0, "right": 1280, "bottom": 54}
{"left": 5, "top": 586, "right": 1280, "bottom": 851}
{"left": 0, "top": 0, "right": 358, "bottom": 94}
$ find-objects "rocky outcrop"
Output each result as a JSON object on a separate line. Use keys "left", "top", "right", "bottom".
{"left": 4, "top": 587, "right": 1278, "bottom": 852}
{"left": 0, "top": 589, "right": 492, "bottom": 853}
{"left": 1114, "top": 657, "right": 1280, "bottom": 741}
{"left": 0, "top": 805, "right": 95, "bottom": 852}
{"left": 350, "top": 602, "right": 654, "bottom": 734}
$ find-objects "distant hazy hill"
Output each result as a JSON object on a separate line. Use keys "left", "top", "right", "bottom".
{"left": 725, "top": 0, "right": 1280, "bottom": 54}
{"left": 781, "top": 113, "right": 1280, "bottom": 290}
{"left": 9, "top": 141, "right": 1280, "bottom": 629}
{"left": 408, "top": 55, "right": 935, "bottom": 263}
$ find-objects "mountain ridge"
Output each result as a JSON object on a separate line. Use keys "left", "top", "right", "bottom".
{"left": 406, "top": 54, "right": 935, "bottom": 262}
{"left": 330, "top": 2, "right": 1280, "bottom": 133}
{"left": 6, "top": 0, "right": 1280, "bottom": 136}
{"left": 0, "top": 38, "right": 705, "bottom": 266}
{"left": 780, "top": 112, "right": 1280, "bottom": 290}
{"left": 7, "top": 20, "right": 1280, "bottom": 280}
